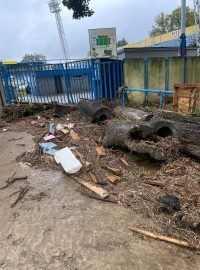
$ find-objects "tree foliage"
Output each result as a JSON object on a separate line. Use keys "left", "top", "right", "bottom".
{"left": 150, "top": 7, "right": 195, "bottom": 37}
{"left": 62, "top": 0, "right": 94, "bottom": 19}
{"left": 21, "top": 53, "right": 47, "bottom": 63}
{"left": 117, "top": 38, "right": 128, "bottom": 48}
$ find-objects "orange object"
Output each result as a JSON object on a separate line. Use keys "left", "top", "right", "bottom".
{"left": 70, "top": 130, "right": 80, "bottom": 141}
{"left": 96, "top": 146, "right": 106, "bottom": 157}
{"left": 173, "top": 83, "right": 200, "bottom": 115}
{"left": 88, "top": 171, "right": 98, "bottom": 184}
{"left": 107, "top": 175, "right": 118, "bottom": 183}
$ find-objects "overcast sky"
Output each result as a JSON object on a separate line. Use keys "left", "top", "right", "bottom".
{"left": 0, "top": 0, "right": 194, "bottom": 61}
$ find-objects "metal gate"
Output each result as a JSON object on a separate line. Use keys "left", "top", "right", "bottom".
{"left": 0, "top": 59, "right": 124, "bottom": 105}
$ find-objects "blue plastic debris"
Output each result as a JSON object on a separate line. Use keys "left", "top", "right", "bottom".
{"left": 39, "top": 142, "right": 57, "bottom": 156}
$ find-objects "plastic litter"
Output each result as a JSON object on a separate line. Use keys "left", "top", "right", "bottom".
{"left": 56, "top": 123, "right": 63, "bottom": 131}
{"left": 68, "top": 123, "right": 75, "bottom": 129}
{"left": 40, "top": 142, "right": 57, "bottom": 156}
{"left": 54, "top": 147, "right": 82, "bottom": 174}
{"left": 49, "top": 122, "right": 56, "bottom": 134}
{"left": 44, "top": 134, "right": 56, "bottom": 141}
{"left": 31, "top": 120, "right": 37, "bottom": 125}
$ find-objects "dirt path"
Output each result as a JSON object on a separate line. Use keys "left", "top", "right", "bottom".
{"left": 0, "top": 130, "right": 199, "bottom": 270}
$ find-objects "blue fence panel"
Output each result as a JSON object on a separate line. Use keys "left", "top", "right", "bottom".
{"left": 0, "top": 59, "right": 124, "bottom": 104}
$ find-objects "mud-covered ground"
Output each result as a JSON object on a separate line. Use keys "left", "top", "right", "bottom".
{"left": 0, "top": 107, "right": 200, "bottom": 269}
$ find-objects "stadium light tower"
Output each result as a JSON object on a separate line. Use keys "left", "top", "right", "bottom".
{"left": 48, "top": 0, "right": 70, "bottom": 59}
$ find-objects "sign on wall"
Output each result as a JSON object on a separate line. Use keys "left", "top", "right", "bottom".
{"left": 88, "top": 28, "right": 117, "bottom": 59}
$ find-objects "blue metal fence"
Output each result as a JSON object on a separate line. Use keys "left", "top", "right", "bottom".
{"left": 0, "top": 59, "right": 124, "bottom": 105}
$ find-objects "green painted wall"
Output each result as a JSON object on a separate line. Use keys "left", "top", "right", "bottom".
{"left": 124, "top": 57, "right": 200, "bottom": 106}
{"left": 124, "top": 59, "right": 144, "bottom": 105}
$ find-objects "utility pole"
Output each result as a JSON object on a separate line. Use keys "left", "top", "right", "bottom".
{"left": 181, "top": 0, "right": 186, "bottom": 34}
{"left": 193, "top": 0, "right": 200, "bottom": 56}
{"left": 179, "top": 0, "right": 187, "bottom": 57}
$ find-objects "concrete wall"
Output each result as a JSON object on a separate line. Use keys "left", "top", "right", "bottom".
{"left": 124, "top": 57, "right": 200, "bottom": 105}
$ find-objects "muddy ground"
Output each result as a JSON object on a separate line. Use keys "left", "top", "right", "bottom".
{"left": 0, "top": 107, "right": 200, "bottom": 269}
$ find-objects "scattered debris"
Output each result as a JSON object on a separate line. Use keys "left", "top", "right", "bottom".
{"left": 102, "top": 165, "right": 122, "bottom": 176}
{"left": 69, "top": 130, "right": 80, "bottom": 141}
{"left": 61, "top": 128, "right": 69, "bottom": 135}
{"left": 56, "top": 123, "right": 63, "bottom": 131}
{"left": 16, "top": 143, "right": 25, "bottom": 147}
{"left": 96, "top": 146, "right": 106, "bottom": 157}
{"left": 159, "top": 194, "right": 181, "bottom": 212}
{"left": 120, "top": 157, "right": 129, "bottom": 167}
{"left": 25, "top": 192, "right": 47, "bottom": 201}
{"left": 49, "top": 122, "right": 56, "bottom": 134}
{"left": 54, "top": 104, "right": 77, "bottom": 118}
{"left": 31, "top": 120, "right": 37, "bottom": 125}
{"left": 128, "top": 227, "right": 193, "bottom": 249}
{"left": 40, "top": 142, "right": 57, "bottom": 156}
{"left": 0, "top": 171, "right": 28, "bottom": 190}
{"left": 107, "top": 175, "right": 119, "bottom": 184}
{"left": 88, "top": 171, "right": 98, "bottom": 184}
{"left": 67, "top": 123, "right": 75, "bottom": 129}
{"left": 54, "top": 147, "right": 82, "bottom": 174}
{"left": 78, "top": 99, "right": 112, "bottom": 123}
{"left": 11, "top": 186, "right": 29, "bottom": 208}
{"left": 75, "top": 178, "right": 108, "bottom": 198}
{"left": 79, "top": 188, "right": 118, "bottom": 203}
{"left": 44, "top": 134, "right": 56, "bottom": 141}
{"left": 8, "top": 136, "right": 23, "bottom": 142}
{"left": 3, "top": 102, "right": 200, "bottom": 247}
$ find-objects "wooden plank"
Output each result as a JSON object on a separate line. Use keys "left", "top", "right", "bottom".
{"left": 75, "top": 178, "right": 109, "bottom": 199}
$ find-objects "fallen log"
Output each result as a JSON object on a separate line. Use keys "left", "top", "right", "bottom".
{"left": 160, "top": 110, "right": 200, "bottom": 125}
{"left": 128, "top": 227, "right": 194, "bottom": 249}
{"left": 103, "top": 120, "right": 177, "bottom": 161}
{"left": 114, "top": 106, "right": 153, "bottom": 122}
{"left": 77, "top": 99, "right": 112, "bottom": 123}
{"left": 180, "top": 144, "right": 200, "bottom": 159}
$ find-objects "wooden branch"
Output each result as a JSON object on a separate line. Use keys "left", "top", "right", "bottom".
{"left": 128, "top": 227, "right": 192, "bottom": 249}
{"left": 0, "top": 175, "right": 28, "bottom": 190}
{"left": 11, "top": 187, "right": 29, "bottom": 208}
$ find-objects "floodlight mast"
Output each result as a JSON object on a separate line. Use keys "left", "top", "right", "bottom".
{"left": 48, "top": 0, "right": 70, "bottom": 60}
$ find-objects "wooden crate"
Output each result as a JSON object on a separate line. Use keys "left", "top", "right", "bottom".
{"left": 173, "top": 83, "right": 200, "bottom": 115}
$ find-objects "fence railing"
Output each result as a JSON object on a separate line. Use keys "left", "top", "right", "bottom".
{"left": 0, "top": 59, "right": 124, "bottom": 105}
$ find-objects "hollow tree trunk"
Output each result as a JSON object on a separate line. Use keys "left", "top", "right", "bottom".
{"left": 114, "top": 107, "right": 153, "bottom": 122}
{"left": 103, "top": 120, "right": 176, "bottom": 161}
{"left": 77, "top": 99, "right": 112, "bottom": 123}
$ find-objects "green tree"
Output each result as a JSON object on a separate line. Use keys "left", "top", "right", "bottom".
{"left": 117, "top": 38, "right": 128, "bottom": 48}
{"left": 21, "top": 53, "right": 47, "bottom": 63}
{"left": 62, "top": 0, "right": 94, "bottom": 19}
{"left": 150, "top": 7, "right": 195, "bottom": 37}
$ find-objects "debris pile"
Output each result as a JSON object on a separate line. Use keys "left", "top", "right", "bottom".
{"left": 2, "top": 99, "right": 200, "bottom": 248}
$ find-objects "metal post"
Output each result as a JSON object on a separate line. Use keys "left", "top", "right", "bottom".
{"left": 181, "top": 0, "right": 186, "bottom": 34}
{"left": 184, "top": 56, "right": 188, "bottom": 83}
{"left": 165, "top": 57, "right": 169, "bottom": 91}
{"left": 144, "top": 58, "right": 148, "bottom": 102}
